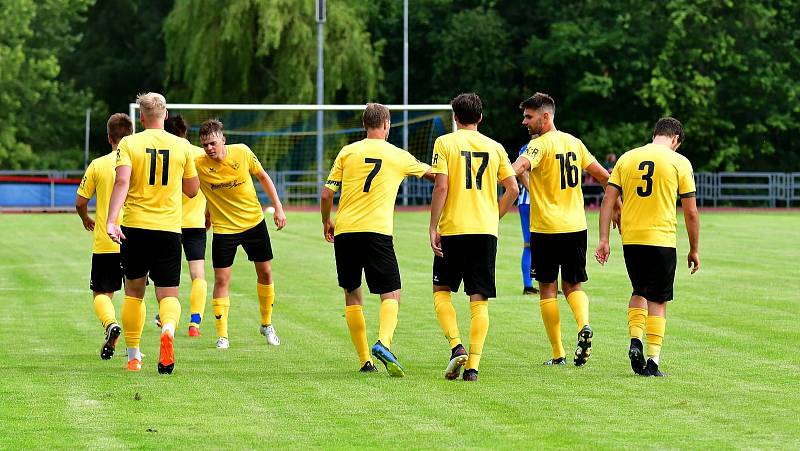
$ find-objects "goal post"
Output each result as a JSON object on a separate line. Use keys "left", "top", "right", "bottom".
{"left": 129, "top": 103, "right": 454, "bottom": 205}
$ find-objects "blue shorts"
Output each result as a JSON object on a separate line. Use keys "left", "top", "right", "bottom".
{"left": 519, "top": 204, "right": 530, "bottom": 244}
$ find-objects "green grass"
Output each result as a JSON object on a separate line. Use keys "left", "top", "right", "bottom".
{"left": 1, "top": 210, "right": 799, "bottom": 449}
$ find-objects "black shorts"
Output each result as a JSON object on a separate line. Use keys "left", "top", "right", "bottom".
{"left": 530, "top": 230, "right": 588, "bottom": 284}
{"left": 120, "top": 226, "right": 182, "bottom": 287}
{"left": 623, "top": 245, "right": 676, "bottom": 302}
{"left": 212, "top": 220, "right": 273, "bottom": 269}
{"left": 432, "top": 234, "right": 497, "bottom": 299}
{"left": 182, "top": 227, "right": 207, "bottom": 261}
{"left": 334, "top": 232, "right": 400, "bottom": 294}
{"left": 90, "top": 253, "right": 123, "bottom": 293}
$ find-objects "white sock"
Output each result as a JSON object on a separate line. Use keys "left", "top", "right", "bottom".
{"left": 127, "top": 347, "right": 141, "bottom": 361}
{"left": 650, "top": 354, "right": 660, "bottom": 365}
{"left": 162, "top": 323, "right": 175, "bottom": 337}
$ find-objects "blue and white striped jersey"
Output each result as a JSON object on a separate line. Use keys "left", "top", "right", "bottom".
{"left": 518, "top": 143, "right": 529, "bottom": 205}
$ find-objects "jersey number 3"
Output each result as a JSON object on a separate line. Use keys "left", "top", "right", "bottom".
{"left": 146, "top": 148, "right": 170, "bottom": 186}
{"left": 637, "top": 161, "right": 655, "bottom": 197}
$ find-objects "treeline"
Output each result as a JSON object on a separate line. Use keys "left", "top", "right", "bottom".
{"left": 2, "top": 0, "right": 798, "bottom": 171}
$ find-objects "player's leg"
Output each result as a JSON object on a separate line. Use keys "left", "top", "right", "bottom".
{"left": 460, "top": 235, "right": 496, "bottom": 382}
{"left": 334, "top": 233, "right": 373, "bottom": 371}
{"left": 210, "top": 231, "right": 237, "bottom": 349}
{"left": 519, "top": 204, "right": 536, "bottom": 295}
{"left": 91, "top": 253, "right": 123, "bottom": 360}
{"left": 642, "top": 246, "right": 676, "bottom": 377}
{"left": 119, "top": 227, "right": 149, "bottom": 371}
{"left": 149, "top": 230, "right": 183, "bottom": 375}
{"left": 242, "top": 220, "right": 279, "bottom": 346}
{"left": 364, "top": 233, "right": 404, "bottom": 377}
{"left": 433, "top": 236, "right": 467, "bottom": 379}
{"left": 561, "top": 230, "right": 592, "bottom": 366}
{"left": 182, "top": 227, "right": 208, "bottom": 337}
{"left": 531, "top": 232, "right": 565, "bottom": 365}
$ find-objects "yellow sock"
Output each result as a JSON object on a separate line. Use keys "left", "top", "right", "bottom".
{"left": 345, "top": 304, "right": 370, "bottom": 365}
{"left": 628, "top": 308, "right": 647, "bottom": 340}
{"left": 212, "top": 297, "right": 230, "bottom": 338}
{"left": 540, "top": 298, "right": 564, "bottom": 359}
{"left": 121, "top": 296, "right": 145, "bottom": 349}
{"left": 566, "top": 290, "right": 589, "bottom": 330}
{"left": 466, "top": 300, "right": 489, "bottom": 371}
{"left": 189, "top": 278, "right": 207, "bottom": 327}
{"left": 646, "top": 315, "right": 666, "bottom": 361}
{"left": 434, "top": 291, "right": 461, "bottom": 348}
{"left": 257, "top": 283, "right": 275, "bottom": 326}
{"left": 159, "top": 296, "right": 181, "bottom": 334}
{"left": 377, "top": 299, "right": 399, "bottom": 348}
{"left": 93, "top": 294, "right": 117, "bottom": 329}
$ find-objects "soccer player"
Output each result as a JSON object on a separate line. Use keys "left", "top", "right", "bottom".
{"left": 511, "top": 92, "right": 613, "bottom": 367}
{"left": 107, "top": 92, "right": 200, "bottom": 374}
{"left": 194, "top": 119, "right": 286, "bottom": 350}
{"left": 429, "top": 93, "right": 519, "bottom": 382}
{"left": 320, "top": 103, "right": 433, "bottom": 376}
{"left": 163, "top": 115, "right": 208, "bottom": 337}
{"left": 75, "top": 113, "right": 133, "bottom": 360}
{"left": 595, "top": 117, "right": 700, "bottom": 377}
{"left": 517, "top": 133, "right": 538, "bottom": 296}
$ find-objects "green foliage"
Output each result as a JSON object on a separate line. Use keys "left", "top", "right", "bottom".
{"left": 0, "top": 0, "right": 95, "bottom": 170}
{"left": 164, "top": 0, "right": 382, "bottom": 104}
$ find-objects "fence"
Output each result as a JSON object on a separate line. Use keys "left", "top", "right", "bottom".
{"left": 2, "top": 170, "right": 800, "bottom": 209}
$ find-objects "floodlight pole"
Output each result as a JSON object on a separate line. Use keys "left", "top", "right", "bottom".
{"left": 402, "top": 0, "right": 409, "bottom": 205}
{"left": 316, "top": 0, "right": 326, "bottom": 191}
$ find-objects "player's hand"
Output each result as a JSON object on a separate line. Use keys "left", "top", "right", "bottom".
{"left": 205, "top": 215, "right": 212, "bottom": 230}
{"left": 273, "top": 208, "right": 286, "bottom": 231}
{"left": 107, "top": 222, "right": 125, "bottom": 244}
{"left": 82, "top": 216, "right": 95, "bottom": 231}
{"left": 612, "top": 209, "right": 622, "bottom": 234}
{"left": 688, "top": 251, "right": 700, "bottom": 274}
{"left": 594, "top": 240, "right": 610, "bottom": 265}
{"left": 429, "top": 229, "right": 443, "bottom": 257}
{"left": 323, "top": 218, "right": 335, "bottom": 243}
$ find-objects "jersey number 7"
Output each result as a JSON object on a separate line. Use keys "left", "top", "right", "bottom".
{"left": 363, "top": 158, "right": 383, "bottom": 192}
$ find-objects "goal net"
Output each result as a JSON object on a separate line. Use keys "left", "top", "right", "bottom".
{"left": 129, "top": 104, "right": 454, "bottom": 205}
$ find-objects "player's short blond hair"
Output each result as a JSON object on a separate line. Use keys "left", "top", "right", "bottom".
{"left": 136, "top": 92, "right": 167, "bottom": 120}
{"left": 363, "top": 103, "right": 390, "bottom": 130}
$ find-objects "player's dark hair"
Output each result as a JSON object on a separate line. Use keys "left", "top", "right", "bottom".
{"left": 519, "top": 92, "right": 555, "bottom": 113}
{"left": 653, "top": 117, "right": 684, "bottom": 144}
{"left": 107, "top": 113, "right": 133, "bottom": 144}
{"left": 363, "top": 103, "right": 390, "bottom": 130}
{"left": 165, "top": 114, "right": 189, "bottom": 138}
{"left": 451, "top": 93, "right": 482, "bottom": 125}
{"left": 199, "top": 118, "right": 224, "bottom": 138}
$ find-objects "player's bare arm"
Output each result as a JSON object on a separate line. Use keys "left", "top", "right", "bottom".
{"left": 256, "top": 169, "right": 286, "bottom": 230}
{"left": 498, "top": 176, "right": 519, "bottom": 219}
{"left": 681, "top": 196, "right": 700, "bottom": 274}
{"left": 585, "top": 161, "right": 621, "bottom": 229}
{"left": 75, "top": 195, "right": 94, "bottom": 231}
{"left": 182, "top": 175, "right": 199, "bottom": 198}
{"left": 429, "top": 173, "right": 449, "bottom": 257}
{"left": 107, "top": 165, "right": 131, "bottom": 244}
{"left": 511, "top": 155, "right": 531, "bottom": 176}
{"left": 595, "top": 184, "right": 621, "bottom": 265}
{"left": 320, "top": 187, "right": 336, "bottom": 243}
{"left": 422, "top": 168, "right": 435, "bottom": 182}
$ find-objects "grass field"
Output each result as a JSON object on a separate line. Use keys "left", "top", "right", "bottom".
{"left": 1, "top": 210, "right": 799, "bottom": 449}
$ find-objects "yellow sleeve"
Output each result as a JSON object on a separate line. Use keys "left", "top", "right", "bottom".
{"left": 115, "top": 139, "right": 131, "bottom": 168}
{"left": 431, "top": 138, "right": 448, "bottom": 175}
{"left": 677, "top": 158, "right": 696, "bottom": 197}
{"left": 403, "top": 150, "right": 431, "bottom": 178}
{"left": 246, "top": 146, "right": 265, "bottom": 175}
{"left": 183, "top": 145, "right": 198, "bottom": 178}
{"left": 497, "top": 146, "right": 515, "bottom": 180}
{"left": 608, "top": 155, "right": 623, "bottom": 191}
{"left": 579, "top": 141, "right": 597, "bottom": 169}
{"left": 520, "top": 138, "right": 546, "bottom": 169}
{"left": 77, "top": 162, "right": 96, "bottom": 199}
{"left": 325, "top": 150, "right": 344, "bottom": 192}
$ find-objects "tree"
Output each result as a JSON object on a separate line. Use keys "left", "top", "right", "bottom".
{"left": 164, "top": 0, "right": 382, "bottom": 104}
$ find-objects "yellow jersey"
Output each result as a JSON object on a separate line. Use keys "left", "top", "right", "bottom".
{"left": 608, "top": 143, "right": 696, "bottom": 247}
{"left": 195, "top": 144, "right": 266, "bottom": 234}
{"left": 431, "top": 129, "right": 515, "bottom": 236}
{"left": 521, "top": 130, "right": 596, "bottom": 234}
{"left": 77, "top": 152, "right": 122, "bottom": 254}
{"left": 115, "top": 128, "right": 198, "bottom": 233}
{"left": 325, "top": 139, "right": 430, "bottom": 236}
{"left": 181, "top": 145, "right": 207, "bottom": 229}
